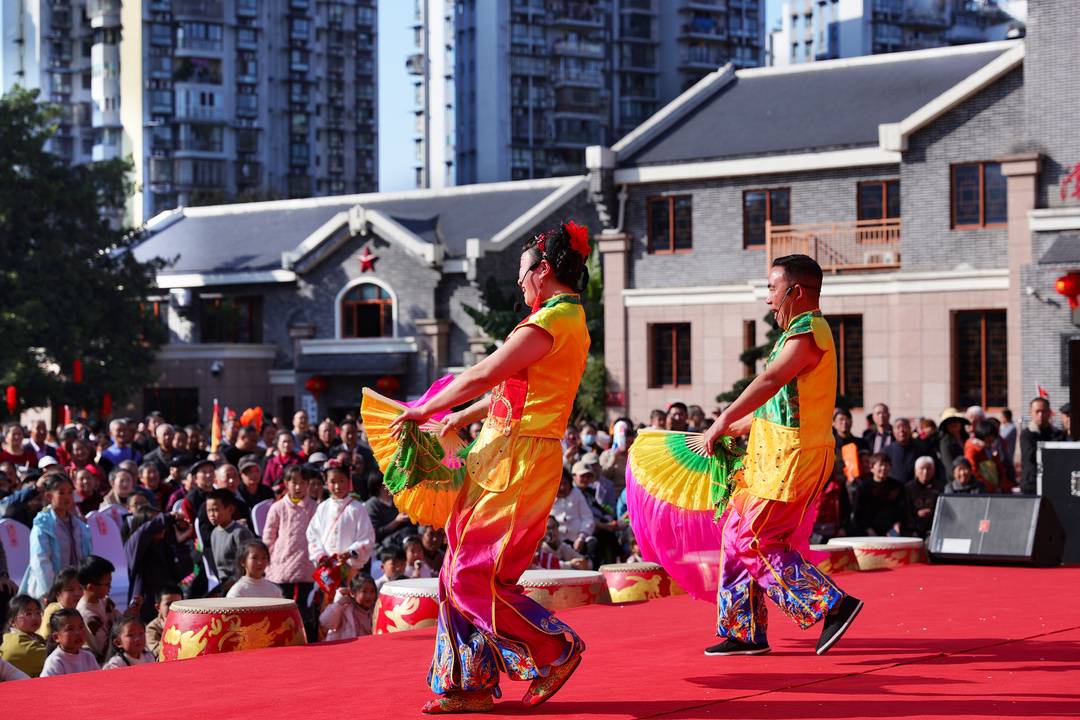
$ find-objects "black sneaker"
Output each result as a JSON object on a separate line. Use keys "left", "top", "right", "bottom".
{"left": 816, "top": 595, "right": 863, "bottom": 656}
{"left": 703, "top": 638, "right": 771, "bottom": 656}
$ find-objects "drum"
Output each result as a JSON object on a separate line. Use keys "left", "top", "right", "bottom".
{"left": 161, "top": 597, "right": 306, "bottom": 661}
{"left": 518, "top": 569, "right": 605, "bottom": 611}
{"left": 811, "top": 544, "right": 859, "bottom": 574}
{"left": 374, "top": 578, "right": 440, "bottom": 635}
{"left": 826, "top": 537, "right": 927, "bottom": 571}
{"left": 598, "top": 562, "right": 684, "bottom": 604}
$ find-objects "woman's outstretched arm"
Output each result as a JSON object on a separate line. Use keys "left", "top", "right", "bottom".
{"left": 390, "top": 326, "right": 553, "bottom": 434}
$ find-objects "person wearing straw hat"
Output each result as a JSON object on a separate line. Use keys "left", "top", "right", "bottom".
{"left": 937, "top": 408, "right": 970, "bottom": 477}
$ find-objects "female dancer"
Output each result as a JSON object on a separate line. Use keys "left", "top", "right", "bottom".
{"left": 389, "top": 221, "right": 592, "bottom": 714}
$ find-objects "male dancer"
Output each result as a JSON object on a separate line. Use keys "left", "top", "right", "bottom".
{"left": 701, "top": 254, "right": 862, "bottom": 656}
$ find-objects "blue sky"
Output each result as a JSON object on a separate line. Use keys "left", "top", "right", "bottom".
{"left": 377, "top": 1, "right": 785, "bottom": 192}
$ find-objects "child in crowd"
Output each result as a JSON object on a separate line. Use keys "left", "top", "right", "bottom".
{"left": 403, "top": 535, "right": 434, "bottom": 579}
{"left": 306, "top": 461, "right": 375, "bottom": 594}
{"left": 205, "top": 488, "right": 254, "bottom": 585}
{"left": 624, "top": 532, "right": 644, "bottom": 564}
{"left": 1, "top": 595, "right": 47, "bottom": 677}
{"left": 76, "top": 555, "right": 140, "bottom": 662}
{"left": 38, "top": 568, "right": 83, "bottom": 637}
{"left": 145, "top": 586, "right": 182, "bottom": 659}
{"left": 263, "top": 465, "right": 316, "bottom": 619}
{"left": 0, "top": 657, "right": 28, "bottom": 682}
{"left": 40, "top": 609, "right": 98, "bottom": 677}
{"left": 304, "top": 465, "right": 326, "bottom": 503}
{"left": 101, "top": 617, "right": 156, "bottom": 669}
{"left": 226, "top": 539, "right": 283, "bottom": 599}
{"left": 374, "top": 547, "right": 406, "bottom": 591}
{"left": 19, "top": 474, "right": 92, "bottom": 599}
{"left": 319, "top": 574, "right": 376, "bottom": 641}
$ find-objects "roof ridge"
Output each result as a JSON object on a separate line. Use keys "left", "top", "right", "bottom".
{"left": 738, "top": 39, "right": 1020, "bottom": 80}
{"left": 179, "top": 176, "right": 582, "bottom": 218}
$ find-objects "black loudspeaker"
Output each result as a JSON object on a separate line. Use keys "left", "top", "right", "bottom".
{"left": 1037, "top": 441, "right": 1080, "bottom": 564}
{"left": 928, "top": 495, "right": 1064, "bottom": 567}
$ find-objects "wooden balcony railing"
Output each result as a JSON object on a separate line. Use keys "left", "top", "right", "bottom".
{"left": 766, "top": 218, "right": 901, "bottom": 273}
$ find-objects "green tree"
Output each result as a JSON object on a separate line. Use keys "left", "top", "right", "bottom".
{"left": 717, "top": 313, "right": 781, "bottom": 404}
{"left": 0, "top": 87, "right": 167, "bottom": 419}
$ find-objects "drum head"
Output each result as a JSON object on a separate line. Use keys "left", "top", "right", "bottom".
{"left": 379, "top": 578, "right": 440, "bottom": 597}
{"left": 169, "top": 597, "right": 297, "bottom": 613}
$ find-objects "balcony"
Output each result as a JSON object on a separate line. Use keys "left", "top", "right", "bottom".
{"left": 86, "top": 0, "right": 121, "bottom": 27}
{"left": 554, "top": 69, "right": 604, "bottom": 88}
{"left": 765, "top": 219, "right": 901, "bottom": 273}
{"left": 899, "top": 8, "right": 949, "bottom": 28}
{"left": 175, "top": 105, "right": 226, "bottom": 122}
{"left": 553, "top": 40, "right": 605, "bottom": 58}
{"left": 621, "top": 0, "right": 654, "bottom": 12}
{"left": 173, "top": 0, "right": 224, "bottom": 19}
{"left": 551, "top": 11, "right": 603, "bottom": 30}
{"left": 679, "top": 0, "right": 727, "bottom": 12}
{"left": 681, "top": 21, "right": 727, "bottom": 40}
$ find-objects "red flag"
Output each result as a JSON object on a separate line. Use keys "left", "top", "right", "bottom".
{"left": 1037, "top": 384, "right": 1049, "bottom": 399}
{"left": 63, "top": 405, "right": 73, "bottom": 425}
{"left": 210, "top": 398, "right": 222, "bottom": 453}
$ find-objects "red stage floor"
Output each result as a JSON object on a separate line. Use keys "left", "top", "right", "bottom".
{"left": 4, "top": 564, "right": 1079, "bottom": 719}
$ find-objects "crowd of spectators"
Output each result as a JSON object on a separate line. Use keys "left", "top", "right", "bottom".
{"left": 0, "top": 394, "right": 1071, "bottom": 682}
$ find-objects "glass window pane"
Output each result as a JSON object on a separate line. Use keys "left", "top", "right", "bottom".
{"left": 953, "top": 165, "right": 981, "bottom": 226}
{"left": 675, "top": 325, "right": 691, "bottom": 385}
{"left": 769, "top": 189, "right": 790, "bottom": 226}
{"left": 985, "top": 310, "right": 1007, "bottom": 406}
{"left": 886, "top": 180, "right": 900, "bottom": 219}
{"left": 673, "top": 196, "right": 692, "bottom": 250}
{"left": 858, "top": 183, "right": 883, "bottom": 221}
{"left": 743, "top": 191, "right": 766, "bottom": 246}
{"left": 649, "top": 198, "right": 670, "bottom": 252}
{"left": 651, "top": 325, "right": 674, "bottom": 387}
{"left": 955, "top": 311, "right": 985, "bottom": 408}
{"left": 983, "top": 163, "right": 1007, "bottom": 225}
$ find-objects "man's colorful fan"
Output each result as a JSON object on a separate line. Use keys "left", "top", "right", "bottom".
{"left": 624, "top": 429, "right": 744, "bottom": 601}
{"left": 360, "top": 387, "right": 471, "bottom": 529}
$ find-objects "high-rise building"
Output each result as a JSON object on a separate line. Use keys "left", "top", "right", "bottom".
{"left": 1, "top": 0, "right": 378, "bottom": 223}
{"left": 769, "top": 0, "right": 1025, "bottom": 67}
{"left": 409, "top": 0, "right": 765, "bottom": 188}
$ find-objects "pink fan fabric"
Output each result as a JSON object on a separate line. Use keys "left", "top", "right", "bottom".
{"left": 625, "top": 463, "right": 826, "bottom": 603}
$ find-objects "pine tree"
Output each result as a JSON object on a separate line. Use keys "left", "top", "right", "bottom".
{"left": 717, "top": 312, "right": 781, "bottom": 404}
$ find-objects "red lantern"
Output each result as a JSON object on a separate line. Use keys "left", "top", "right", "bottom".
{"left": 5, "top": 386, "right": 15, "bottom": 415}
{"left": 304, "top": 375, "right": 328, "bottom": 398}
{"left": 375, "top": 375, "right": 401, "bottom": 396}
{"left": 72, "top": 359, "right": 83, "bottom": 384}
{"left": 101, "top": 392, "right": 112, "bottom": 418}
{"left": 1055, "top": 272, "right": 1080, "bottom": 310}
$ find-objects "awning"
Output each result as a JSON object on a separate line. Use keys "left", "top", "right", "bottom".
{"left": 295, "top": 352, "right": 410, "bottom": 375}
{"left": 1038, "top": 233, "right": 1080, "bottom": 265}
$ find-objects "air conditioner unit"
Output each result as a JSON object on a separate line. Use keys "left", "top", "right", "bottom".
{"left": 864, "top": 249, "right": 898, "bottom": 265}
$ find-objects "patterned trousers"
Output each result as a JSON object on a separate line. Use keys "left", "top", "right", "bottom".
{"left": 716, "top": 489, "right": 844, "bottom": 645}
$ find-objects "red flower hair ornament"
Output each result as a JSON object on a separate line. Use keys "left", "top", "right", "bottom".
{"left": 564, "top": 220, "right": 591, "bottom": 259}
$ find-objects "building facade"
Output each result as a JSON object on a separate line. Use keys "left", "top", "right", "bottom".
{"left": 769, "top": 0, "right": 1025, "bottom": 67}
{"left": 589, "top": 5, "right": 1080, "bottom": 427}
{"left": 409, "top": 0, "right": 766, "bottom": 189}
{"left": 130, "top": 176, "right": 596, "bottom": 424}
{"left": 1, "top": 0, "right": 378, "bottom": 223}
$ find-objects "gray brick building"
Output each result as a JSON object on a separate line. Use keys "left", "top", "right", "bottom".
{"left": 131, "top": 177, "right": 596, "bottom": 423}
{"left": 588, "top": 5, "right": 1080, "bottom": 427}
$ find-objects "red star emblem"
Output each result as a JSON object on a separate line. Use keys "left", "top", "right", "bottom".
{"left": 358, "top": 245, "right": 379, "bottom": 272}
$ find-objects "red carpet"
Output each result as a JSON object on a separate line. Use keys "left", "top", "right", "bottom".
{"left": 4, "top": 564, "right": 1079, "bottom": 719}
